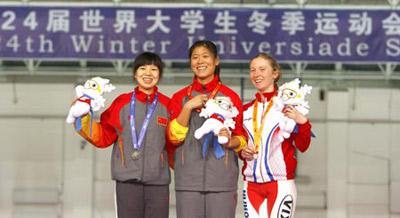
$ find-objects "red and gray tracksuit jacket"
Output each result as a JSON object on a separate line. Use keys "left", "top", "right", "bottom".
{"left": 241, "top": 91, "right": 312, "bottom": 183}
{"left": 167, "top": 76, "right": 247, "bottom": 192}
{"left": 77, "top": 86, "right": 171, "bottom": 185}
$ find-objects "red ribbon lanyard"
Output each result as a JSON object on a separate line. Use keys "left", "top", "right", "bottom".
{"left": 187, "top": 82, "right": 221, "bottom": 112}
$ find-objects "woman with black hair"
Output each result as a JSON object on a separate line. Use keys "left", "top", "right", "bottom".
{"left": 167, "top": 40, "right": 247, "bottom": 218}
{"left": 71, "top": 52, "right": 171, "bottom": 218}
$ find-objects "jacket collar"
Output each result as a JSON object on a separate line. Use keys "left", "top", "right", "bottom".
{"left": 191, "top": 75, "right": 220, "bottom": 93}
{"left": 255, "top": 88, "right": 277, "bottom": 103}
{"left": 134, "top": 86, "right": 158, "bottom": 103}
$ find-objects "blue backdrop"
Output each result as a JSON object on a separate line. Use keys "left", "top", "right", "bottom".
{"left": 0, "top": 5, "right": 399, "bottom": 62}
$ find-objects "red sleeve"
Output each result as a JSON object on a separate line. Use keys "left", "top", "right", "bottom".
{"left": 155, "top": 92, "right": 176, "bottom": 169}
{"left": 96, "top": 107, "right": 119, "bottom": 147}
{"left": 292, "top": 120, "right": 312, "bottom": 153}
{"left": 231, "top": 97, "right": 245, "bottom": 137}
{"left": 219, "top": 85, "right": 247, "bottom": 141}
{"left": 165, "top": 138, "right": 175, "bottom": 169}
{"left": 167, "top": 88, "right": 187, "bottom": 120}
{"left": 78, "top": 94, "right": 128, "bottom": 148}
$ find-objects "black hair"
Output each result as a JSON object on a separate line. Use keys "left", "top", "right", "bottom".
{"left": 188, "top": 40, "right": 220, "bottom": 78}
{"left": 132, "top": 52, "right": 164, "bottom": 78}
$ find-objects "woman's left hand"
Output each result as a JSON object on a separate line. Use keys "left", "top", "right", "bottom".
{"left": 218, "top": 127, "right": 232, "bottom": 149}
{"left": 283, "top": 105, "right": 308, "bottom": 124}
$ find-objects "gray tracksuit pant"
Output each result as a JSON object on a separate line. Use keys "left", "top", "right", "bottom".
{"left": 115, "top": 180, "right": 169, "bottom": 218}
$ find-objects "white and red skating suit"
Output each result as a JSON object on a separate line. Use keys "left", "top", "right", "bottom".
{"left": 241, "top": 91, "right": 312, "bottom": 218}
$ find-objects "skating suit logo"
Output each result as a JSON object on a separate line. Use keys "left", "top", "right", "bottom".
{"left": 277, "top": 194, "right": 294, "bottom": 218}
{"left": 242, "top": 189, "right": 249, "bottom": 218}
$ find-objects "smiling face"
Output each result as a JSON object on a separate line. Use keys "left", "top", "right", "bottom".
{"left": 134, "top": 64, "right": 160, "bottom": 94}
{"left": 249, "top": 56, "right": 279, "bottom": 93}
{"left": 190, "top": 46, "right": 219, "bottom": 84}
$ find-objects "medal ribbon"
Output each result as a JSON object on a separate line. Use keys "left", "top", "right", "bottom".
{"left": 202, "top": 132, "right": 225, "bottom": 160}
{"left": 130, "top": 91, "right": 158, "bottom": 151}
{"left": 252, "top": 99, "right": 274, "bottom": 154}
{"left": 187, "top": 82, "right": 221, "bottom": 112}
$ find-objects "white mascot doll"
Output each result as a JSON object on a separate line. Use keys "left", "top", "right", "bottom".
{"left": 273, "top": 78, "right": 312, "bottom": 143}
{"left": 194, "top": 96, "right": 239, "bottom": 144}
{"left": 66, "top": 77, "right": 115, "bottom": 124}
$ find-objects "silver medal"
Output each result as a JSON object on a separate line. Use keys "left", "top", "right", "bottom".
{"left": 131, "top": 150, "right": 140, "bottom": 160}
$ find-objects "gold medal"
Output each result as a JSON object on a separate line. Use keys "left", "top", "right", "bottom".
{"left": 252, "top": 99, "right": 274, "bottom": 155}
{"left": 131, "top": 150, "right": 140, "bottom": 160}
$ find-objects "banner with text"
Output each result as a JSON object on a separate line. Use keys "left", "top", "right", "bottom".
{"left": 0, "top": 5, "right": 399, "bottom": 62}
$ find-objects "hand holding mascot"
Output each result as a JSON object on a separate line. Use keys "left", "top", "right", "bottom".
{"left": 194, "top": 96, "right": 239, "bottom": 144}
{"left": 273, "top": 78, "right": 312, "bottom": 143}
{"left": 66, "top": 77, "right": 115, "bottom": 124}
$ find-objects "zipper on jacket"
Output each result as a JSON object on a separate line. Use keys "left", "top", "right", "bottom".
{"left": 203, "top": 136, "right": 208, "bottom": 191}
{"left": 202, "top": 85, "right": 208, "bottom": 191}
{"left": 141, "top": 94, "right": 150, "bottom": 181}
{"left": 202, "top": 84, "right": 207, "bottom": 94}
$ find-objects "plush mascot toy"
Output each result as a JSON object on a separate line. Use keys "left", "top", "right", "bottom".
{"left": 194, "top": 96, "right": 239, "bottom": 144}
{"left": 273, "top": 78, "right": 312, "bottom": 142}
{"left": 66, "top": 77, "right": 115, "bottom": 124}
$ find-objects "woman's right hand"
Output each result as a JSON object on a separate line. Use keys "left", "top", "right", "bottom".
{"left": 66, "top": 99, "right": 91, "bottom": 124}
{"left": 241, "top": 146, "right": 257, "bottom": 161}
{"left": 184, "top": 94, "right": 208, "bottom": 110}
